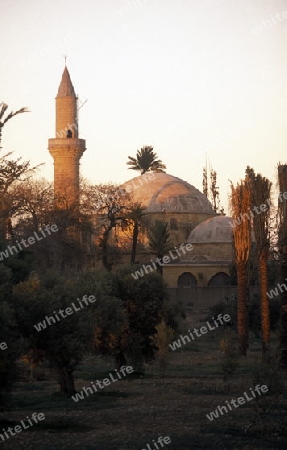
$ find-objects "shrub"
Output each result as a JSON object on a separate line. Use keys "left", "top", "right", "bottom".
{"left": 151, "top": 320, "right": 175, "bottom": 377}
{"left": 219, "top": 329, "right": 239, "bottom": 391}
{"left": 0, "top": 301, "right": 23, "bottom": 409}
{"left": 207, "top": 293, "right": 280, "bottom": 338}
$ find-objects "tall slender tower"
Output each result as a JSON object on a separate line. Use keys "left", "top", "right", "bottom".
{"left": 48, "top": 66, "right": 86, "bottom": 208}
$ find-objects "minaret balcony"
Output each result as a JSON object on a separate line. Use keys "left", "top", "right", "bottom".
{"left": 48, "top": 138, "right": 86, "bottom": 154}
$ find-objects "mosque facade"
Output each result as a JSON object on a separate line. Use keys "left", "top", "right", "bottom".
{"left": 120, "top": 172, "right": 234, "bottom": 288}
{"left": 49, "top": 67, "right": 234, "bottom": 292}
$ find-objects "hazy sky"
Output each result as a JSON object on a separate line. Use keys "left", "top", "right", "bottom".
{"left": 1, "top": 0, "right": 287, "bottom": 212}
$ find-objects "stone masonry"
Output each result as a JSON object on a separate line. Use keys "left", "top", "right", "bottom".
{"left": 48, "top": 66, "right": 86, "bottom": 208}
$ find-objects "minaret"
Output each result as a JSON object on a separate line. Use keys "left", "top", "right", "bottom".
{"left": 48, "top": 66, "right": 86, "bottom": 208}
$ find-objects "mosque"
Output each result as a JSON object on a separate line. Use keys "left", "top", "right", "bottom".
{"left": 48, "top": 66, "right": 235, "bottom": 303}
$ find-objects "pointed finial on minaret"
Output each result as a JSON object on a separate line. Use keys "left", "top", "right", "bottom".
{"left": 57, "top": 63, "right": 76, "bottom": 98}
{"left": 63, "top": 54, "right": 67, "bottom": 66}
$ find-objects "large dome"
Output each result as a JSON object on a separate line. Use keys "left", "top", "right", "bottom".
{"left": 188, "top": 216, "right": 233, "bottom": 243}
{"left": 120, "top": 172, "right": 214, "bottom": 214}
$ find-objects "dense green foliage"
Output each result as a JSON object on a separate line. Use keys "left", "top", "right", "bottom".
{"left": 207, "top": 294, "right": 280, "bottom": 338}
{"left": 0, "top": 264, "right": 183, "bottom": 401}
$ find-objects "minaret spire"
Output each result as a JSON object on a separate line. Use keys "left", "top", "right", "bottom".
{"left": 48, "top": 66, "right": 86, "bottom": 209}
{"left": 57, "top": 66, "right": 76, "bottom": 98}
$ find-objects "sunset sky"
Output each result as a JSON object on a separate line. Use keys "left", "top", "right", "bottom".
{"left": 1, "top": 0, "right": 287, "bottom": 212}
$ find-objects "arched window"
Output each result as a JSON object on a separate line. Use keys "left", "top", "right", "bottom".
{"left": 66, "top": 129, "right": 72, "bottom": 138}
{"left": 207, "top": 272, "right": 231, "bottom": 287}
{"left": 178, "top": 272, "right": 197, "bottom": 288}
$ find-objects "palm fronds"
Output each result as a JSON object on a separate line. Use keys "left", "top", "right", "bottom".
{"left": 0, "top": 103, "right": 29, "bottom": 145}
{"left": 127, "top": 146, "right": 166, "bottom": 175}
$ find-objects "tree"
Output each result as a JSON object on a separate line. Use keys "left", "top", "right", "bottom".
{"left": 9, "top": 178, "right": 54, "bottom": 229}
{"left": 150, "top": 320, "right": 175, "bottom": 377}
{"left": 7, "top": 179, "right": 90, "bottom": 274}
{"left": 106, "top": 266, "right": 182, "bottom": 373}
{"left": 0, "top": 103, "right": 39, "bottom": 239}
{"left": 8, "top": 178, "right": 54, "bottom": 258}
{"left": 148, "top": 220, "right": 174, "bottom": 275}
{"left": 0, "top": 240, "right": 26, "bottom": 409}
{"left": 0, "top": 102, "right": 29, "bottom": 146}
{"left": 92, "top": 184, "right": 130, "bottom": 271}
{"left": 12, "top": 270, "right": 131, "bottom": 395}
{"left": 88, "top": 266, "right": 183, "bottom": 373}
{"left": 210, "top": 168, "right": 220, "bottom": 213}
{"left": 202, "top": 166, "right": 208, "bottom": 198}
{"left": 277, "top": 164, "right": 287, "bottom": 369}
{"left": 202, "top": 164, "right": 221, "bottom": 213}
{"left": 246, "top": 167, "right": 272, "bottom": 359}
{"left": 0, "top": 299, "right": 23, "bottom": 409}
{"left": 230, "top": 180, "right": 252, "bottom": 355}
{"left": 12, "top": 275, "right": 96, "bottom": 396}
{"left": 0, "top": 103, "right": 33, "bottom": 195}
{"left": 0, "top": 224, "right": 34, "bottom": 410}
{"left": 127, "top": 202, "right": 146, "bottom": 264}
{"left": 127, "top": 145, "right": 166, "bottom": 175}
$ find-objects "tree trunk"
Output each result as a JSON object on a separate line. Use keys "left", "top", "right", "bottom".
{"left": 280, "top": 246, "right": 287, "bottom": 369}
{"left": 259, "top": 251, "right": 270, "bottom": 360}
{"left": 237, "top": 261, "right": 248, "bottom": 355}
{"left": 278, "top": 165, "right": 287, "bottom": 369}
{"left": 0, "top": 198, "right": 8, "bottom": 240}
{"left": 101, "top": 226, "right": 113, "bottom": 271}
{"left": 57, "top": 366, "right": 76, "bottom": 395}
{"left": 131, "top": 220, "right": 138, "bottom": 264}
{"left": 115, "top": 351, "right": 127, "bottom": 370}
{"left": 155, "top": 253, "right": 163, "bottom": 275}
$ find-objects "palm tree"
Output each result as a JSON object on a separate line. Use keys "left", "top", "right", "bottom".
{"left": 127, "top": 146, "right": 166, "bottom": 175}
{"left": 246, "top": 167, "right": 271, "bottom": 360}
{"left": 230, "top": 180, "right": 252, "bottom": 355}
{"left": 278, "top": 164, "right": 287, "bottom": 369}
{"left": 0, "top": 103, "right": 29, "bottom": 239}
{"left": 147, "top": 220, "right": 174, "bottom": 275}
{"left": 127, "top": 202, "right": 146, "bottom": 264}
{"left": 0, "top": 102, "right": 29, "bottom": 146}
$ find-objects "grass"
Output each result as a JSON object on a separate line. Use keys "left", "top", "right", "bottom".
{"left": 1, "top": 327, "right": 286, "bottom": 449}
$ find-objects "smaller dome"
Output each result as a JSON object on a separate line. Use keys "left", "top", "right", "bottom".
{"left": 188, "top": 216, "right": 233, "bottom": 243}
